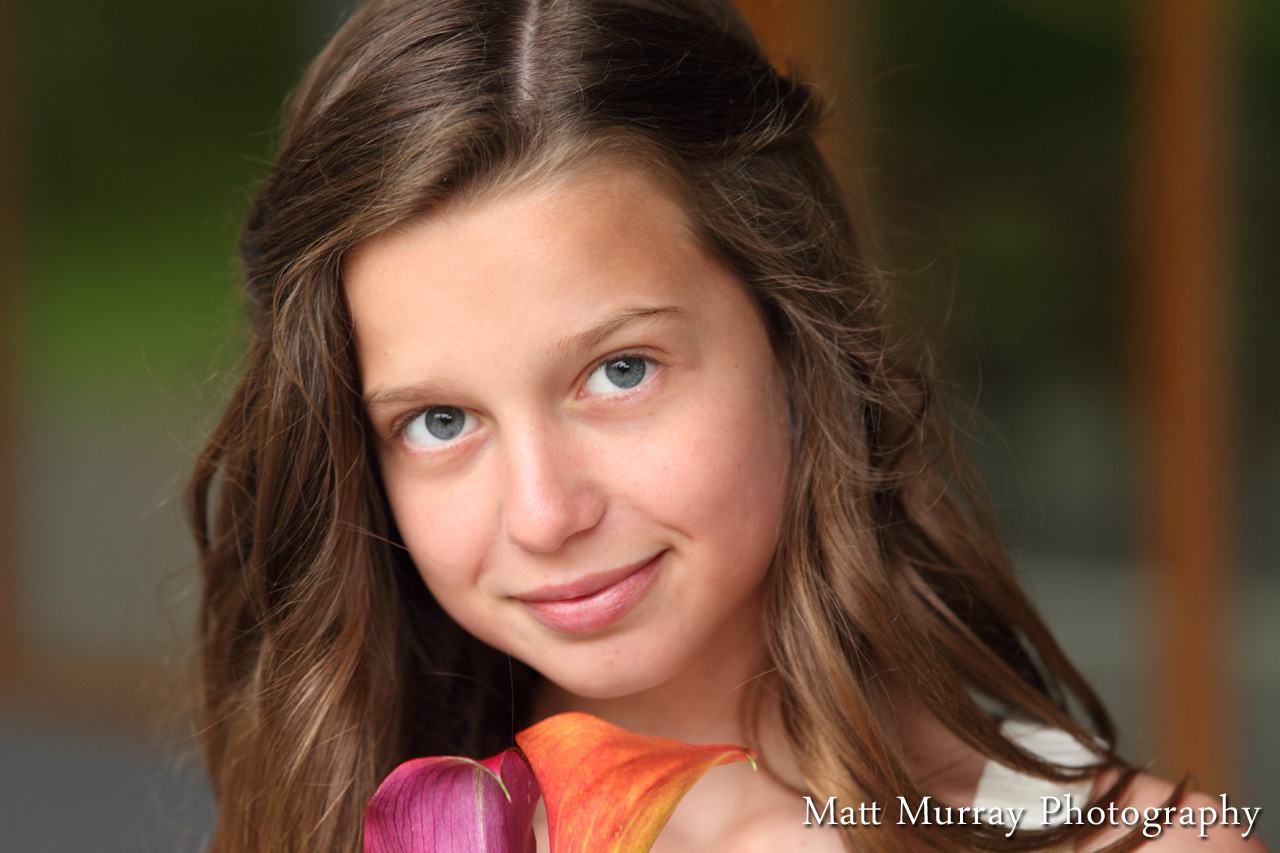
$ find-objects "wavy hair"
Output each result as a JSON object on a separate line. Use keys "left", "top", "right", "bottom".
{"left": 188, "top": 0, "right": 1134, "bottom": 850}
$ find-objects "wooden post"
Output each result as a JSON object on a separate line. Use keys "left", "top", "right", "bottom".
{"left": 1132, "top": 0, "right": 1235, "bottom": 793}
{"left": 732, "top": 0, "right": 866, "bottom": 186}
{"left": 0, "top": 0, "right": 18, "bottom": 691}
{"left": 733, "top": 0, "right": 836, "bottom": 73}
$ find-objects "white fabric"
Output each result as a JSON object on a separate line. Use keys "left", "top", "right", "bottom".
{"left": 971, "top": 718, "right": 1096, "bottom": 850}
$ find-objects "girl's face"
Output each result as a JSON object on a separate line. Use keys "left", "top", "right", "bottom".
{"left": 347, "top": 165, "right": 791, "bottom": 700}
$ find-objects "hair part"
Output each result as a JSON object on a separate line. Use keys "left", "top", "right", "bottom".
{"left": 189, "top": 1, "right": 1131, "bottom": 851}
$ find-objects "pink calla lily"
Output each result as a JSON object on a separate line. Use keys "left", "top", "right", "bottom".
{"left": 516, "top": 712, "right": 756, "bottom": 853}
{"left": 364, "top": 748, "right": 539, "bottom": 853}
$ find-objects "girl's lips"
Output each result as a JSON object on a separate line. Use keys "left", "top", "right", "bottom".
{"left": 516, "top": 551, "right": 665, "bottom": 633}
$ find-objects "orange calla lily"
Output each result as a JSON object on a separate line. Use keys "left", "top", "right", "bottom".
{"left": 516, "top": 712, "right": 756, "bottom": 853}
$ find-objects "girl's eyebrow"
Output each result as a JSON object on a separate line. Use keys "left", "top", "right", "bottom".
{"left": 362, "top": 304, "right": 687, "bottom": 409}
{"left": 550, "top": 304, "right": 686, "bottom": 361}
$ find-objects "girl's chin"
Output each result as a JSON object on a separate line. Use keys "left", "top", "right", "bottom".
{"left": 531, "top": 661, "right": 680, "bottom": 707}
{"left": 539, "top": 670, "right": 669, "bottom": 703}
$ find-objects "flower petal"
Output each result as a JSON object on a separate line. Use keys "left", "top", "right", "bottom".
{"left": 516, "top": 712, "right": 755, "bottom": 853}
{"left": 364, "top": 748, "right": 540, "bottom": 853}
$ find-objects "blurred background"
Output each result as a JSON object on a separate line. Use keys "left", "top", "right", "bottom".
{"left": 0, "top": 0, "right": 1274, "bottom": 849}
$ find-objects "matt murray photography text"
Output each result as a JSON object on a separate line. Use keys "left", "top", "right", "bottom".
{"left": 803, "top": 794, "right": 1261, "bottom": 839}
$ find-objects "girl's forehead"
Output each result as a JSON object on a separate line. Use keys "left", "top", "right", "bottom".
{"left": 350, "top": 153, "right": 694, "bottom": 264}
{"left": 344, "top": 163, "right": 711, "bottom": 309}
{"left": 343, "top": 162, "right": 756, "bottom": 393}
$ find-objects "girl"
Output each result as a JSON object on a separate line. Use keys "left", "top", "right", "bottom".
{"left": 187, "top": 1, "right": 1262, "bottom": 851}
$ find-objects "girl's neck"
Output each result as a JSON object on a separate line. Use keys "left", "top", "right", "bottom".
{"left": 528, "top": 631, "right": 815, "bottom": 852}
{"left": 533, "top": 661, "right": 988, "bottom": 804}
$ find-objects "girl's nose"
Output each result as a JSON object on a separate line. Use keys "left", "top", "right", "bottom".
{"left": 500, "top": 429, "right": 605, "bottom": 554}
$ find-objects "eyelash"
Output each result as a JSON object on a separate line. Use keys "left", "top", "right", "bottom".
{"left": 388, "top": 409, "right": 426, "bottom": 442}
{"left": 387, "top": 351, "right": 661, "bottom": 443}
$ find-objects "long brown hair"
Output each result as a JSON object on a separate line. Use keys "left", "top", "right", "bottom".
{"left": 188, "top": 1, "right": 1133, "bottom": 850}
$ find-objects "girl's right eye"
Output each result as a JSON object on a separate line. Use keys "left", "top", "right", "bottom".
{"left": 403, "top": 406, "right": 478, "bottom": 449}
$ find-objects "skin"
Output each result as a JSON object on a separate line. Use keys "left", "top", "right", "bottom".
{"left": 345, "top": 164, "right": 1267, "bottom": 852}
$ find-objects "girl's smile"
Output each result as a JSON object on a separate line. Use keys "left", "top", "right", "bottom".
{"left": 345, "top": 163, "right": 792, "bottom": 701}
{"left": 514, "top": 549, "right": 666, "bottom": 634}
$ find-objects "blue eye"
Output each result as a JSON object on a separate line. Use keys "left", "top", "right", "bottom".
{"left": 404, "top": 406, "right": 477, "bottom": 448}
{"left": 584, "top": 356, "right": 651, "bottom": 394}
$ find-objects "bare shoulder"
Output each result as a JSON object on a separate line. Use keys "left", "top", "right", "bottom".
{"left": 1078, "top": 771, "right": 1269, "bottom": 852}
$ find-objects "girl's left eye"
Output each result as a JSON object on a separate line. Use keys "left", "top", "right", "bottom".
{"left": 584, "top": 356, "right": 653, "bottom": 395}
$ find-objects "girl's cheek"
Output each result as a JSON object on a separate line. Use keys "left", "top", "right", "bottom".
{"left": 388, "top": 477, "right": 493, "bottom": 583}
{"left": 666, "top": 376, "right": 787, "bottom": 503}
